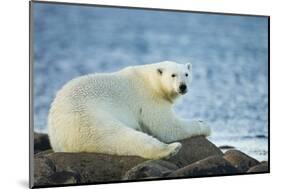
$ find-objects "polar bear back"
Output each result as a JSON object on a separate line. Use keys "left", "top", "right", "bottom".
{"left": 49, "top": 70, "right": 143, "bottom": 132}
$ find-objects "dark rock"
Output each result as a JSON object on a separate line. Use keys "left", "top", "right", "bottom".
{"left": 168, "top": 155, "right": 240, "bottom": 177}
{"left": 34, "top": 132, "right": 51, "bottom": 154}
{"left": 34, "top": 156, "right": 80, "bottom": 186}
{"left": 34, "top": 152, "right": 146, "bottom": 186}
{"left": 247, "top": 161, "right": 269, "bottom": 173}
{"left": 255, "top": 135, "right": 268, "bottom": 139}
{"left": 167, "top": 136, "right": 223, "bottom": 168}
{"left": 219, "top": 145, "right": 235, "bottom": 150}
{"left": 36, "top": 149, "right": 54, "bottom": 157}
{"left": 33, "top": 156, "right": 56, "bottom": 186}
{"left": 47, "top": 171, "right": 81, "bottom": 184}
{"left": 33, "top": 135, "right": 263, "bottom": 187}
{"left": 242, "top": 135, "right": 268, "bottom": 139}
{"left": 223, "top": 150, "right": 259, "bottom": 172}
{"left": 123, "top": 160, "right": 178, "bottom": 180}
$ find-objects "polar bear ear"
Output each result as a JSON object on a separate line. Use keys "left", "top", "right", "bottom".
{"left": 186, "top": 63, "right": 192, "bottom": 71}
{"left": 157, "top": 68, "right": 163, "bottom": 75}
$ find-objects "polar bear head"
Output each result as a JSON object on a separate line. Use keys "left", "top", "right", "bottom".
{"left": 154, "top": 61, "right": 192, "bottom": 102}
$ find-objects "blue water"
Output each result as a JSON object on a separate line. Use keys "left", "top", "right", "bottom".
{"left": 32, "top": 3, "right": 269, "bottom": 161}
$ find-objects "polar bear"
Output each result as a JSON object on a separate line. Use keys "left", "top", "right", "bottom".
{"left": 48, "top": 61, "right": 211, "bottom": 159}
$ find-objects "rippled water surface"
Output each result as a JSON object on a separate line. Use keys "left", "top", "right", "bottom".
{"left": 32, "top": 3, "right": 269, "bottom": 161}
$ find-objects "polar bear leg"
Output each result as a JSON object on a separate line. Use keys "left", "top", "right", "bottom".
{"left": 82, "top": 113, "right": 182, "bottom": 159}
{"left": 155, "top": 119, "right": 211, "bottom": 143}
{"left": 100, "top": 125, "right": 182, "bottom": 159}
{"left": 182, "top": 120, "right": 211, "bottom": 137}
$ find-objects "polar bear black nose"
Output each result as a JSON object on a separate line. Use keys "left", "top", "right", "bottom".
{"left": 179, "top": 84, "right": 187, "bottom": 92}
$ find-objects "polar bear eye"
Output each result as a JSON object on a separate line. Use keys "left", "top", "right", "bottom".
{"left": 171, "top": 74, "right": 176, "bottom": 78}
{"left": 185, "top": 73, "right": 189, "bottom": 77}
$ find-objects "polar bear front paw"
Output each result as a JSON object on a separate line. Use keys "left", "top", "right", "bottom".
{"left": 152, "top": 142, "right": 182, "bottom": 160}
{"left": 162, "top": 142, "right": 182, "bottom": 159}
{"left": 198, "top": 120, "right": 211, "bottom": 136}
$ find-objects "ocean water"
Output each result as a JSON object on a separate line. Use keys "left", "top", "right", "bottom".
{"left": 32, "top": 3, "right": 269, "bottom": 161}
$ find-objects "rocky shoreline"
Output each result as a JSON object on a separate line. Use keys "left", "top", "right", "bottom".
{"left": 33, "top": 132, "right": 268, "bottom": 187}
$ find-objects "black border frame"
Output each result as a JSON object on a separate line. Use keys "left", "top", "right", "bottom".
{"left": 29, "top": 0, "right": 270, "bottom": 188}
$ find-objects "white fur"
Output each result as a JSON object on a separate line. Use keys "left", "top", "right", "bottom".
{"left": 48, "top": 61, "right": 211, "bottom": 159}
